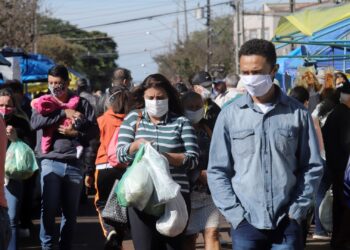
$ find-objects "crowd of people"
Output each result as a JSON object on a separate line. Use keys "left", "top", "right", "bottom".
{"left": 0, "top": 38, "right": 349, "bottom": 250}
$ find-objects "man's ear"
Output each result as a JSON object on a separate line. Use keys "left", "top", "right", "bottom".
{"left": 272, "top": 64, "right": 279, "bottom": 75}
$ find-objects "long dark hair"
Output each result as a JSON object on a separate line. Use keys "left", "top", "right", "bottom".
{"left": 139, "top": 74, "right": 183, "bottom": 115}
{"left": 318, "top": 88, "right": 340, "bottom": 119}
{"left": 108, "top": 85, "right": 130, "bottom": 115}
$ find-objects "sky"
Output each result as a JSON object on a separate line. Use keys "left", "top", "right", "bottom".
{"left": 40, "top": 0, "right": 318, "bottom": 82}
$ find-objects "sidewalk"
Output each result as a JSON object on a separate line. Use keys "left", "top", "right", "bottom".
{"left": 19, "top": 197, "right": 331, "bottom": 250}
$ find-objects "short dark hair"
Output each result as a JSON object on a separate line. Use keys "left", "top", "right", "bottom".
{"left": 112, "top": 68, "right": 132, "bottom": 86}
{"left": 108, "top": 85, "right": 130, "bottom": 114}
{"left": 48, "top": 64, "right": 69, "bottom": 81}
{"left": 181, "top": 91, "right": 202, "bottom": 105}
{"left": 140, "top": 74, "right": 183, "bottom": 115}
{"left": 289, "top": 86, "right": 310, "bottom": 104}
{"left": 239, "top": 39, "right": 277, "bottom": 68}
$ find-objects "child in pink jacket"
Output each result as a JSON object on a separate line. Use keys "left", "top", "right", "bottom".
{"left": 31, "top": 94, "right": 83, "bottom": 157}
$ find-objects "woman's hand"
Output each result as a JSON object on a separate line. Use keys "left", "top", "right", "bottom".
{"left": 129, "top": 138, "right": 149, "bottom": 155}
{"left": 198, "top": 170, "right": 208, "bottom": 185}
{"left": 6, "top": 125, "right": 18, "bottom": 142}
{"left": 84, "top": 175, "right": 94, "bottom": 188}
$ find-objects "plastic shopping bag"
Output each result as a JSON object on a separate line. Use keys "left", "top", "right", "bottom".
{"left": 5, "top": 141, "right": 38, "bottom": 180}
{"left": 319, "top": 187, "right": 333, "bottom": 233}
{"left": 116, "top": 144, "right": 153, "bottom": 210}
{"left": 156, "top": 192, "right": 188, "bottom": 237}
{"left": 143, "top": 143, "right": 180, "bottom": 204}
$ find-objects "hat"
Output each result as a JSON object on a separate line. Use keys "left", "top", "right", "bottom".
{"left": 213, "top": 79, "right": 225, "bottom": 85}
{"left": 337, "top": 82, "right": 350, "bottom": 94}
{"left": 192, "top": 71, "right": 212, "bottom": 87}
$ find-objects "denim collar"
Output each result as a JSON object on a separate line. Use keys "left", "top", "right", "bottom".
{"left": 237, "top": 85, "right": 289, "bottom": 110}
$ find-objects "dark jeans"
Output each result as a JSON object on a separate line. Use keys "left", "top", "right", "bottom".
{"left": 331, "top": 171, "right": 350, "bottom": 249}
{"left": 231, "top": 217, "right": 303, "bottom": 250}
{"left": 128, "top": 192, "right": 190, "bottom": 250}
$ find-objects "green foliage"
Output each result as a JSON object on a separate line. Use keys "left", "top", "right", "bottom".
{"left": 154, "top": 16, "right": 234, "bottom": 82}
{"left": 38, "top": 16, "right": 118, "bottom": 90}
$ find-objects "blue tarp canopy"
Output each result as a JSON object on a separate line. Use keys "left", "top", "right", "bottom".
{"left": 20, "top": 54, "right": 55, "bottom": 83}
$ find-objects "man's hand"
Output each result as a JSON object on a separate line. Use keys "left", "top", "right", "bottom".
{"left": 6, "top": 125, "right": 18, "bottom": 142}
{"left": 64, "top": 109, "right": 76, "bottom": 119}
{"left": 58, "top": 124, "right": 79, "bottom": 137}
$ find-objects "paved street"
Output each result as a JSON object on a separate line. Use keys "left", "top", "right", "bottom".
{"left": 19, "top": 197, "right": 331, "bottom": 250}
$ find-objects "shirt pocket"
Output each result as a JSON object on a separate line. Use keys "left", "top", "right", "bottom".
{"left": 231, "top": 129, "right": 255, "bottom": 157}
{"left": 274, "top": 128, "right": 298, "bottom": 154}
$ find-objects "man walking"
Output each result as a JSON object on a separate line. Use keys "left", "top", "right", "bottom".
{"left": 207, "top": 39, "right": 323, "bottom": 250}
{"left": 31, "top": 65, "right": 98, "bottom": 250}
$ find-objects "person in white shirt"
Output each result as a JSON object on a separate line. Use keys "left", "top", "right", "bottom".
{"left": 214, "top": 74, "right": 241, "bottom": 108}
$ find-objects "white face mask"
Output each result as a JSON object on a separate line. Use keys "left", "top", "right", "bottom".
{"left": 240, "top": 75, "right": 273, "bottom": 97}
{"left": 185, "top": 107, "right": 204, "bottom": 124}
{"left": 145, "top": 99, "right": 169, "bottom": 117}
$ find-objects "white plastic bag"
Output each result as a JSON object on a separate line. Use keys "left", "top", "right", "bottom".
{"left": 123, "top": 151, "right": 154, "bottom": 210}
{"left": 319, "top": 187, "right": 333, "bottom": 232}
{"left": 156, "top": 192, "right": 188, "bottom": 237}
{"left": 143, "top": 143, "right": 180, "bottom": 204}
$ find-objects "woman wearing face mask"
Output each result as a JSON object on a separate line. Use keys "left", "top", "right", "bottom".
{"left": 0, "top": 88, "right": 33, "bottom": 250}
{"left": 116, "top": 74, "right": 199, "bottom": 250}
{"left": 181, "top": 91, "right": 221, "bottom": 250}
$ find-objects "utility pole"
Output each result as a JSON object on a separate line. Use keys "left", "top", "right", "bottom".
{"left": 176, "top": 16, "right": 180, "bottom": 44}
{"left": 183, "top": 0, "right": 189, "bottom": 41}
{"left": 261, "top": 5, "right": 265, "bottom": 40}
{"left": 230, "top": 1, "right": 236, "bottom": 73}
{"left": 32, "top": 0, "right": 38, "bottom": 53}
{"left": 235, "top": 0, "right": 241, "bottom": 74}
{"left": 206, "top": 0, "right": 211, "bottom": 71}
{"left": 290, "top": 0, "right": 295, "bottom": 13}
{"left": 241, "top": 0, "right": 245, "bottom": 44}
{"left": 290, "top": 0, "right": 295, "bottom": 50}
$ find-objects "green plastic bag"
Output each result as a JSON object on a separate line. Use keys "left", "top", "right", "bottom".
{"left": 116, "top": 144, "right": 146, "bottom": 207}
{"left": 5, "top": 140, "right": 39, "bottom": 180}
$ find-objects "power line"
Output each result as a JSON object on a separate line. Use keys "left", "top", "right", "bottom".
{"left": 39, "top": 1, "right": 232, "bottom": 36}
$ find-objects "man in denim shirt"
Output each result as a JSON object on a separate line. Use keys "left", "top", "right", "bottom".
{"left": 207, "top": 39, "right": 323, "bottom": 250}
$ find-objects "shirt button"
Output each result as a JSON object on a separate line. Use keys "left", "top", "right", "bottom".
{"left": 266, "top": 190, "right": 269, "bottom": 192}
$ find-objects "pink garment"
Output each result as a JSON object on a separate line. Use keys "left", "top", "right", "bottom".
{"left": 31, "top": 95, "right": 80, "bottom": 154}
{"left": 0, "top": 117, "right": 7, "bottom": 207}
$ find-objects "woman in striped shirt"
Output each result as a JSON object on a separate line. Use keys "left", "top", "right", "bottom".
{"left": 117, "top": 73, "right": 199, "bottom": 250}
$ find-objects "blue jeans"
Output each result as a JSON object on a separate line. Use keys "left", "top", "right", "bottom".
{"left": 5, "top": 179, "right": 23, "bottom": 250}
{"left": 231, "top": 217, "right": 303, "bottom": 250}
{"left": 314, "top": 163, "right": 331, "bottom": 235}
{"left": 0, "top": 206, "right": 11, "bottom": 250}
{"left": 40, "top": 159, "right": 83, "bottom": 250}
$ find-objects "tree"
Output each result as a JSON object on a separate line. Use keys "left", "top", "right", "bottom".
{"left": 0, "top": 0, "right": 38, "bottom": 51}
{"left": 37, "top": 16, "right": 118, "bottom": 90}
{"left": 154, "top": 16, "right": 234, "bottom": 82}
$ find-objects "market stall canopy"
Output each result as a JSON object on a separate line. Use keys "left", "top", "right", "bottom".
{"left": 20, "top": 54, "right": 55, "bottom": 83}
{"left": 0, "top": 54, "right": 11, "bottom": 66}
{"left": 274, "top": 2, "right": 350, "bottom": 38}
